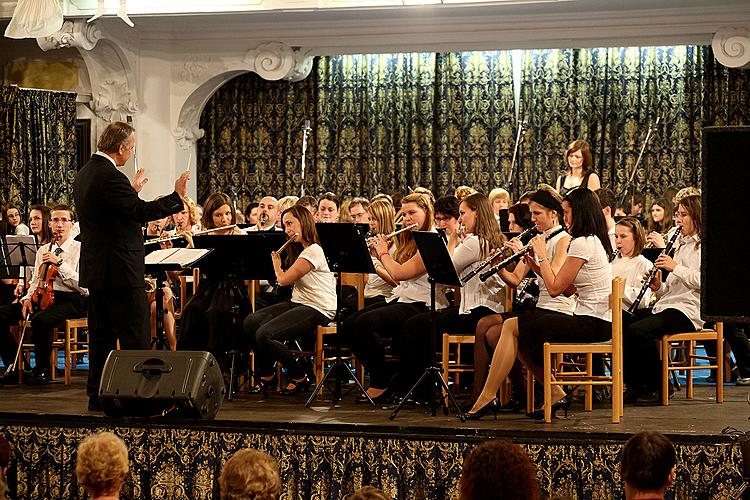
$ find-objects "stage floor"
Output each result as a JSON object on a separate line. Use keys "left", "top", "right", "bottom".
{"left": 1, "top": 373, "right": 748, "bottom": 440}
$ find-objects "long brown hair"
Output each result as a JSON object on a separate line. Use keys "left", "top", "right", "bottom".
{"left": 393, "top": 193, "right": 433, "bottom": 264}
{"left": 677, "top": 195, "right": 701, "bottom": 248}
{"left": 281, "top": 205, "right": 320, "bottom": 267}
{"left": 565, "top": 139, "right": 593, "bottom": 175}
{"left": 201, "top": 192, "right": 236, "bottom": 230}
{"left": 615, "top": 217, "right": 646, "bottom": 257}
{"left": 462, "top": 193, "right": 505, "bottom": 259}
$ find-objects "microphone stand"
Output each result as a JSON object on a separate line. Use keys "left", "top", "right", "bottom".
{"left": 300, "top": 120, "right": 311, "bottom": 197}
{"left": 618, "top": 116, "right": 661, "bottom": 208}
{"left": 504, "top": 118, "right": 529, "bottom": 198}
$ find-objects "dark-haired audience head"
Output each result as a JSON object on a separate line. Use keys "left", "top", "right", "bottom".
{"left": 317, "top": 192, "right": 340, "bottom": 222}
{"left": 460, "top": 440, "right": 540, "bottom": 500}
{"left": 349, "top": 197, "right": 371, "bottom": 224}
{"left": 563, "top": 188, "right": 613, "bottom": 256}
{"left": 202, "top": 192, "right": 236, "bottom": 230}
{"left": 648, "top": 198, "right": 673, "bottom": 234}
{"left": 97, "top": 121, "right": 136, "bottom": 167}
{"left": 565, "top": 139, "right": 593, "bottom": 174}
{"left": 296, "top": 195, "right": 318, "bottom": 215}
{"left": 245, "top": 202, "right": 259, "bottom": 225}
{"left": 620, "top": 431, "right": 676, "bottom": 500}
{"left": 508, "top": 203, "right": 533, "bottom": 232}
{"left": 434, "top": 196, "right": 460, "bottom": 235}
{"left": 348, "top": 485, "right": 392, "bottom": 500}
{"left": 29, "top": 204, "right": 53, "bottom": 244}
{"left": 629, "top": 193, "right": 645, "bottom": 216}
{"left": 0, "top": 435, "right": 9, "bottom": 500}
{"left": 76, "top": 431, "right": 129, "bottom": 499}
{"left": 219, "top": 448, "right": 280, "bottom": 500}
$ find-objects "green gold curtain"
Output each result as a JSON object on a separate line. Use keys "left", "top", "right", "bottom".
{"left": 0, "top": 85, "right": 78, "bottom": 214}
{"left": 702, "top": 46, "right": 750, "bottom": 126}
{"left": 518, "top": 46, "right": 705, "bottom": 200}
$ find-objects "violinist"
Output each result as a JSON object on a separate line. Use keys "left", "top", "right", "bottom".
{"left": 0, "top": 205, "right": 87, "bottom": 385}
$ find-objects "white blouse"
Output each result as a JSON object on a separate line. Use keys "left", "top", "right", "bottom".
{"left": 537, "top": 226, "right": 576, "bottom": 315}
{"left": 567, "top": 236, "right": 612, "bottom": 322}
{"left": 653, "top": 233, "right": 702, "bottom": 330}
{"left": 453, "top": 234, "right": 504, "bottom": 315}
{"left": 611, "top": 254, "right": 652, "bottom": 310}
{"left": 292, "top": 243, "right": 337, "bottom": 320}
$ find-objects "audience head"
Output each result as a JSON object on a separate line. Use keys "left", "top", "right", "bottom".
{"left": 76, "top": 431, "right": 129, "bottom": 499}
{"left": 434, "top": 196, "right": 460, "bottom": 236}
{"left": 563, "top": 188, "right": 613, "bottom": 256}
{"left": 390, "top": 192, "right": 404, "bottom": 212}
{"left": 371, "top": 193, "right": 394, "bottom": 206}
{"left": 317, "top": 192, "right": 340, "bottom": 222}
{"left": 508, "top": 203, "right": 533, "bottom": 232}
{"left": 348, "top": 485, "right": 392, "bottom": 500}
{"left": 257, "top": 196, "right": 279, "bottom": 228}
{"left": 620, "top": 431, "right": 676, "bottom": 500}
{"left": 565, "top": 139, "right": 593, "bottom": 174}
{"left": 296, "top": 195, "right": 318, "bottom": 215}
{"left": 460, "top": 440, "right": 540, "bottom": 500}
{"left": 97, "top": 121, "right": 136, "bottom": 166}
{"left": 366, "top": 199, "right": 395, "bottom": 236}
{"left": 278, "top": 196, "right": 299, "bottom": 225}
{"left": 202, "top": 192, "right": 236, "bottom": 230}
{"left": 219, "top": 448, "right": 280, "bottom": 500}
{"left": 349, "top": 197, "right": 371, "bottom": 224}
{"left": 244, "top": 201, "right": 259, "bottom": 226}
{"left": 454, "top": 185, "right": 478, "bottom": 202}
{"left": 29, "top": 204, "right": 52, "bottom": 244}
{"left": 488, "top": 188, "right": 511, "bottom": 215}
{"left": 614, "top": 217, "right": 646, "bottom": 258}
{"left": 628, "top": 193, "right": 645, "bottom": 216}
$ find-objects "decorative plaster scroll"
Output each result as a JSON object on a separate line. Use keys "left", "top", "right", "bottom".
{"left": 712, "top": 27, "right": 750, "bottom": 69}
{"left": 174, "top": 105, "right": 205, "bottom": 150}
{"left": 90, "top": 78, "right": 138, "bottom": 122}
{"left": 174, "top": 57, "right": 210, "bottom": 85}
{"left": 36, "top": 19, "right": 102, "bottom": 52}
{"left": 243, "top": 42, "right": 313, "bottom": 82}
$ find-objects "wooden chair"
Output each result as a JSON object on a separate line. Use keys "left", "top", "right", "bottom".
{"left": 540, "top": 277, "right": 625, "bottom": 423}
{"left": 16, "top": 319, "right": 63, "bottom": 382}
{"left": 441, "top": 285, "right": 514, "bottom": 396}
{"left": 659, "top": 323, "right": 724, "bottom": 406}
{"left": 64, "top": 318, "right": 89, "bottom": 385}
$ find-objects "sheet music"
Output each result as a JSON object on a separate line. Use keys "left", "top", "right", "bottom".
{"left": 145, "top": 248, "right": 210, "bottom": 267}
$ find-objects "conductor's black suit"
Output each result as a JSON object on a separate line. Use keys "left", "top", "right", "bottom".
{"left": 73, "top": 153, "right": 183, "bottom": 404}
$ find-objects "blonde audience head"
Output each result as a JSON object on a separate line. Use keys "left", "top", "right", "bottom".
{"left": 219, "top": 448, "right": 280, "bottom": 500}
{"left": 76, "top": 432, "right": 129, "bottom": 499}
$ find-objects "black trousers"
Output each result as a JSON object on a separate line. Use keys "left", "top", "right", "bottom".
{"left": 343, "top": 301, "right": 429, "bottom": 389}
{"left": 87, "top": 287, "right": 149, "bottom": 398}
{"left": 623, "top": 308, "right": 694, "bottom": 393}
{"left": 0, "top": 292, "right": 86, "bottom": 371}
{"left": 398, "top": 306, "right": 495, "bottom": 394}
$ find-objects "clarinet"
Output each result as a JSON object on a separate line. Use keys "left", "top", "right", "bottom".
{"left": 479, "top": 226, "right": 565, "bottom": 282}
{"left": 627, "top": 227, "right": 681, "bottom": 314}
{"left": 460, "top": 226, "right": 539, "bottom": 284}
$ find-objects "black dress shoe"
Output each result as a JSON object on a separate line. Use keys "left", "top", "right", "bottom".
{"left": 87, "top": 396, "right": 103, "bottom": 412}
{"left": 527, "top": 395, "right": 572, "bottom": 420}
{"left": 466, "top": 399, "right": 499, "bottom": 420}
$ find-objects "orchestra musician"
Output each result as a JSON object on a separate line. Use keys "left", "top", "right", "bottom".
{"left": 623, "top": 195, "right": 703, "bottom": 406}
{"left": 344, "top": 192, "right": 445, "bottom": 403}
{"left": 2, "top": 205, "right": 30, "bottom": 236}
{"left": 2, "top": 205, "right": 53, "bottom": 306}
{"left": 73, "top": 121, "right": 188, "bottom": 411}
{"left": 171, "top": 195, "right": 201, "bottom": 235}
{"left": 488, "top": 188, "right": 511, "bottom": 227}
{"left": 316, "top": 192, "right": 339, "bottom": 222}
{"left": 249, "top": 196, "right": 280, "bottom": 232}
{"left": 243, "top": 205, "right": 337, "bottom": 395}
{"left": 362, "top": 199, "right": 398, "bottom": 306}
{"left": 555, "top": 140, "right": 601, "bottom": 195}
{"left": 397, "top": 193, "right": 506, "bottom": 398}
{"left": 470, "top": 188, "right": 574, "bottom": 406}
{"left": 645, "top": 198, "right": 674, "bottom": 249}
{"left": 468, "top": 188, "right": 612, "bottom": 420}
{"left": 612, "top": 217, "right": 652, "bottom": 314}
{"left": 0, "top": 205, "right": 88, "bottom": 385}
{"left": 434, "top": 196, "right": 461, "bottom": 255}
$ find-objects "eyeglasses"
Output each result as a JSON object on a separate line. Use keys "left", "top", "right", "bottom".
{"left": 51, "top": 218, "right": 72, "bottom": 224}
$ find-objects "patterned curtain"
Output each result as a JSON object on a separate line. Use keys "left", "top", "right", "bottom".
{"left": 0, "top": 85, "right": 78, "bottom": 214}
{"left": 197, "top": 52, "right": 518, "bottom": 204}
{"left": 518, "top": 46, "right": 705, "bottom": 201}
{"left": 702, "top": 46, "right": 750, "bottom": 126}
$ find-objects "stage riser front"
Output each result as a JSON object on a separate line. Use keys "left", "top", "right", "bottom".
{"left": 0, "top": 421, "right": 743, "bottom": 499}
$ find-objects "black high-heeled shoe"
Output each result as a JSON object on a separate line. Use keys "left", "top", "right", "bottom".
{"left": 466, "top": 399, "right": 499, "bottom": 420}
{"left": 257, "top": 374, "right": 277, "bottom": 396}
{"left": 526, "top": 395, "right": 572, "bottom": 420}
{"left": 281, "top": 376, "right": 310, "bottom": 396}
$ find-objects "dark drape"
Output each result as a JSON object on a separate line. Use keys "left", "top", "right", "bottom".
{"left": 197, "top": 46, "right": 750, "bottom": 205}
{"left": 0, "top": 85, "right": 78, "bottom": 214}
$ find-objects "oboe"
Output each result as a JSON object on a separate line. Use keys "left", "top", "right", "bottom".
{"left": 627, "top": 227, "right": 681, "bottom": 313}
{"left": 461, "top": 226, "right": 539, "bottom": 284}
{"left": 479, "top": 226, "right": 565, "bottom": 282}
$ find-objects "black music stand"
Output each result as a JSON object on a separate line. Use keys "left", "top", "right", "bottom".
{"left": 306, "top": 223, "right": 375, "bottom": 407}
{"left": 390, "top": 231, "right": 466, "bottom": 421}
{"left": 192, "top": 233, "right": 286, "bottom": 399}
{"left": 1, "top": 235, "right": 37, "bottom": 283}
{"left": 145, "top": 248, "right": 212, "bottom": 350}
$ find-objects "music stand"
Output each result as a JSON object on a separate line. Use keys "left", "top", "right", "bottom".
{"left": 192, "top": 233, "right": 286, "bottom": 399}
{"left": 1, "top": 235, "right": 37, "bottom": 281}
{"left": 390, "top": 231, "right": 466, "bottom": 421}
{"left": 145, "top": 248, "right": 212, "bottom": 350}
{"left": 306, "top": 223, "right": 376, "bottom": 407}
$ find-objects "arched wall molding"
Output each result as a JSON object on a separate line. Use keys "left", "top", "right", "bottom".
{"left": 712, "top": 26, "right": 750, "bottom": 69}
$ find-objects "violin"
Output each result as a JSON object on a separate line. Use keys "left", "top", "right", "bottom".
{"left": 30, "top": 231, "right": 61, "bottom": 312}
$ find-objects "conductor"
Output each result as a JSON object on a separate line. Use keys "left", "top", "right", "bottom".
{"left": 73, "top": 121, "right": 189, "bottom": 411}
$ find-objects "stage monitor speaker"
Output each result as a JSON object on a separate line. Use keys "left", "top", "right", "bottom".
{"left": 99, "top": 350, "right": 225, "bottom": 419}
{"left": 702, "top": 126, "right": 750, "bottom": 323}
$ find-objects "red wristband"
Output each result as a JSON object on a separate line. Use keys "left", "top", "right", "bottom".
{"left": 379, "top": 251, "right": 389, "bottom": 259}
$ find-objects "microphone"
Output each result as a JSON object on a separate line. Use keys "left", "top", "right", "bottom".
{"left": 303, "top": 119, "right": 311, "bottom": 132}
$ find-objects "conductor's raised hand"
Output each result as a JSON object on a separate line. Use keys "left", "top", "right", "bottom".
{"left": 132, "top": 168, "right": 149, "bottom": 193}
{"left": 174, "top": 170, "right": 190, "bottom": 197}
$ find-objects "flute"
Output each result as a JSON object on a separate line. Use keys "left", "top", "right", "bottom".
{"left": 461, "top": 226, "right": 539, "bottom": 284}
{"left": 144, "top": 224, "right": 238, "bottom": 245}
{"left": 367, "top": 223, "right": 418, "bottom": 247}
{"left": 274, "top": 233, "right": 299, "bottom": 254}
{"left": 479, "top": 226, "right": 565, "bottom": 282}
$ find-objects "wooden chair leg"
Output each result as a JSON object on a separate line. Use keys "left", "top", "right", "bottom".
{"left": 526, "top": 365, "right": 535, "bottom": 415}
{"left": 661, "top": 339, "right": 671, "bottom": 406}
{"left": 686, "top": 340, "right": 695, "bottom": 400}
{"left": 65, "top": 323, "right": 73, "bottom": 385}
{"left": 543, "top": 344, "right": 552, "bottom": 423}
{"left": 441, "top": 334, "right": 449, "bottom": 396}
{"left": 584, "top": 353, "right": 593, "bottom": 412}
{"left": 717, "top": 323, "right": 724, "bottom": 404}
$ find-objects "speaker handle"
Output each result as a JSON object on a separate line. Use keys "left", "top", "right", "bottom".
{"left": 133, "top": 358, "right": 174, "bottom": 374}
